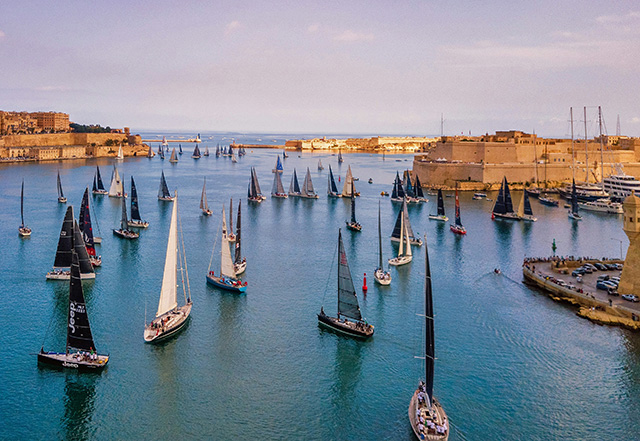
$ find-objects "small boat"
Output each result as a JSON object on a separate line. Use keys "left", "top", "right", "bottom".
{"left": 158, "top": 171, "right": 175, "bottom": 201}
{"left": 374, "top": 202, "right": 391, "bottom": 285}
{"left": 116, "top": 144, "right": 124, "bottom": 160}
{"left": 318, "top": 229, "right": 373, "bottom": 338}
{"left": 179, "top": 144, "right": 183, "bottom": 155}
{"left": 200, "top": 178, "right": 213, "bottom": 216}
{"left": 391, "top": 199, "right": 423, "bottom": 246}
{"left": 108, "top": 166, "right": 126, "bottom": 198}
{"left": 526, "top": 187, "right": 541, "bottom": 198}
{"left": 192, "top": 145, "right": 202, "bottom": 159}
{"left": 215, "top": 145, "right": 221, "bottom": 157}
{"left": 203, "top": 146, "right": 209, "bottom": 156}
{"left": 429, "top": 189, "right": 448, "bottom": 222}
{"left": 248, "top": 167, "right": 266, "bottom": 202}
{"left": 92, "top": 166, "right": 108, "bottom": 195}
{"left": 79, "top": 188, "right": 101, "bottom": 267}
{"left": 113, "top": 195, "right": 140, "bottom": 240}
{"left": 301, "top": 168, "right": 319, "bottom": 199}
{"left": 391, "top": 172, "right": 406, "bottom": 202}
{"left": 517, "top": 190, "right": 537, "bottom": 222}
{"left": 338, "top": 149, "right": 344, "bottom": 163}
{"left": 271, "top": 167, "right": 288, "bottom": 198}
{"left": 227, "top": 199, "right": 236, "bottom": 242}
{"left": 19, "top": 179, "right": 32, "bottom": 237}
{"left": 147, "top": 145, "right": 154, "bottom": 158}
{"left": 388, "top": 207, "right": 413, "bottom": 266}
{"left": 492, "top": 176, "right": 521, "bottom": 220}
{"left": 327, "top": 165, "right": 342, "bottom": 198}
{"left": 341, "top": 165, "right": 360, "bottom": 198}
{"left": 38, "top": 249, "right": 109, "bottom": 371}
{"left": 144, "top": 191, "right": 192, "bottom": 343}
{"left": 288, "top": 168, "right": 302, "bottom": 197}
{"left": 233, "top": 200, "right": 246, "bottom": 275}
{"left": 128, "top": 177, "right": 149, "bottom": 228}
{"left": 283, "top": 149, "right": 288, "bottom": 159}
{"left": 473, "top": 192, "right": 487, "bottom": 199}
{"left": 273, "top": 156, "right": 284, "bottom": 173}
{"left": 318, "top": 159, "right": 324, "bottom": 171}
{"left": 57, "top": 171, "right": 67, "bottom": 203}
{"left": 231, "top": 152, "right": 238, "bottom": 163}
{"left": 47, "top": 207, "right": 96, "bottom": 280}
{"left": 450, "top": 188, "right": 467, "bottom": 235}
{"left": 568, "top": 179, "right": 582, "bottom": 220}
{"left": 345, "top": 186, "right": 361, "bottom": 231}
{"left": 353, "top": 177, "right": 360, "bottom": 181}
{"left": 206, "top": 206, "right": 248, "bottom": 293}
{"left": 169, "top": 147, "right": 178, "bottom": 163}
{"left": 578, "top": 199, "right": 623, "bottom": 214}
{"left": 408, "top": 237, "right": 449, "bottom": 441}
{"left": 368, "top": 178, "right": 373, "bottom": 184}
{"left": 539, "top": 196, "right": 559, "bottom": 207}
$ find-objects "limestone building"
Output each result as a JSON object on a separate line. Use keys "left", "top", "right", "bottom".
{"left": 618, "top": 192, "right": 640, "bottom": 295}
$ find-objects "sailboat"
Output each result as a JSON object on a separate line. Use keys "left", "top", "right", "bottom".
{"left": 47, "top": 207, "right": 96, "bottom": 280}
{"left": 283, "top": 149, "right": 288, "bottom": 159}
{"left": 19, "top": 179, "right": 32, "bottom": 237}
{"left": 391, "top": 172, "right": 406, "bottom": 202}
{"left": 57, "top": 171, "right": 67, "bottom": 203}
{"left": 288, "top": 169, "right": 302, "bottom": 197}
{"left": 374, "top": 202, "right": 391, "bottom": 285}
{"left": 157, "top": 144, "right": 163, "bottom": 156}
{"left": 162, "top": 136, "right": 168, "bottom": 151}
{"left": 113, "top": 195, "right": 139, "bottom": 239}
{"left": 317, "top": 229, "right": 374, "bottom": 338}
{"left": 327, "top": 165, "right": 342, "bottom": 198}
{"left": 408, "top": 237, "right": 449, "bottom": 441}
{"left": 404, "top": 171, "right": 419, "bottom": 203}
{"left": 200, "top": 178, "right": 212, "bottom": 216}
{"left": 116, "top": 144, "right": 124, "bottom": 160}
{"left": 143, "top": 191, "right": 192, "bottom": 343}
{"left": 233, "top": 200, "right": 246, "bottom": 275}
{"left": 492, "top": 176, "right": 521, "bottom": 220}
{"left": 568, "top": 179, "right": 582, "bottom": 220}
{"left": 301, "top": 168, "right": 319, "bottom": 199}
{"left": 228, "top": 199, "right": 236, "bottom": 242}
{"left": 517, "top": 191, "right": 537, "bottom": 222}
{"left": 39, "top": 249, "right": 109, "bottom": 370}
{"left": 341, "top": 165, "right": 359, "bottom": 197}
{"left": 248, "top": 167, "right": 266, "bottom": 202}
{"left": 391, "top": 199, "right": 423, "bottom": 246}
{"left": 338, "top": 149, "right": 344, "bottom": 163}
{"left": 108, "top": 166, "right": 126, "bottom": 198}
{"left": 79, "top": 188, "right": 101, "bottom": 267}
{"left": 318, "top": 159, "right": 324, "bottom": 171}
{"left": 147, "top": 145, "right": 154, "bottom": 158}
{"left": 92, "top": 166, "right": 108, "bottom": 195}
{"left": 388, "top": 208, "right": 413, "bottom": 266}
{"left": 271, "top": 168, "right": 288, "bottom": 198}
{"left": 429, "top": 189, "right": 448, "bottom": 221}
{"left": 231, "top": 151, "right": 238, "bottom": 163}
{"left": 206, "top": 206, "right": 248, "bottom": 293}
{"left": 158, "top": 171, "right": 174, "bottom": 201}
{"left": 128, "top": 177, "right": 149, "bottom": 228}
{"left": 273, "top": 156, "right": 284, "bottom": 173}
{"left": 169, "top": 147, "right": 178, "bottom": 163}
{"left": 345, "top": 185, "right": 361, "bottom": 231}
{"left": 215, "top": 145, "right": 221, "bottom": 157}
{"left": 414, "top": 174, "right": 428, "bottom": 202}
{"left": 192, "top": 145, "right": 201, "bottom": 159}
{"left": 179, "top": 144, "right": 183, "bottom": 155}
{"left": 203, "top": 146, "right": 209, "bottom": 156}
{"left": 450, "top": 187, "right": 466, "bottom": 235}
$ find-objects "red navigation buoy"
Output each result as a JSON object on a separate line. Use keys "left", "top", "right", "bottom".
{"left": 362, "top": 273, "right": 368, "bottom": 293}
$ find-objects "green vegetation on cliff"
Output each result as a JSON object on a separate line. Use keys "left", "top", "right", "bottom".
{"left": 70, "top": 123, "right": 112, "bottom": 133}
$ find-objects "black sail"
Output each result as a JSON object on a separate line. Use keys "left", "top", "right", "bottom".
{"left": 424, "top": 238, "right": 435, "bottom": 406}
{"left": 396, "top": 173, "right": 406, "bottom": 198}
{"left": 391, "top": 203, "right": 403, "bottom": 239}
{"left": 96, "top": 166, "right": 105, "bottom": 191}
{"left": 524, "top": 190, "right": 534, "bottom": 216}
{"left": 253, "top": 168, "right": 263, "bottom": 195}
{"left": 350, "top": 186, "right": 357, "bottom": 223}
{"left": 57, "top": 171, "right": 65, "bottom": 199}
{"left": 493, "top": 176, "right": 508, "bottom": 214}
{"left": 404, "top": 171, "right": 415, "bottom": 197}
{"left": 455, "top": 189, "right": 462, "bottom": 226}
{"left": 437, "top": 189, "right": 445, "bottom": 216}
{"left": 130, "top": 177, "right": 141, "bottom": 221}
{"left": 337, "top": 229, "right": 362, "bottom": 321}
{"left": 414, "top": 174, "right": 425, "bottom": 198}
{"left": 235, "top": 201, "right": 242, "bottom": 264}
{"left": 73, "top": 220, "right": 94, "bottom": 276}
{"left": 66, "top": 250, "right": 96, "bottom": 352}
{"left": 54, "top": 206, "right": 74, "bottom": 268}
{"left": 328, "top": 165, "right": 339, "bottom": 193}
{"left": 503, "top": 177, "right": 514, "bottom": 213}
{"left": 79, "top": 189, "right": 96, "bottom": 257}
{"left": 159, "top": 171, "right": 171, "bottom": 198}
{"left": 391, "top": 178, "right": 398, "bottom": 199}
{"left": 120, "top": 196, "right": 128, "bottom": 230}
{"left": 92, "top": 175, "right": 98, "bottom": 193}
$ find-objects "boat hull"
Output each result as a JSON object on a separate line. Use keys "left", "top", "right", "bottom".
{"left": 539, "top": 198, "right": 559, "bottom": 207}
{"left": 317, "top": 312, "right": 373, "bottom": 339}
{"left": 206, "top": 273, "right": 247, "bottom": 293}
{"left": 113, "top": 229, "right": 139, "bottom": 239}
{"left": 58, "top": 197, "right": 67, "bottom": 203}
{"left": 18, "top": 227, "right": 32, "bottom": 237}
{"left": 158, "top": 197, "right": 175, "bottom": 202}
{"left": 408, "top": 390, "right": 449, "bottom": 440}
{"left": 234, "top": 261, "right": 247, "bottom": 275}
{"left": 568, "top": 212, "right": 582, "bottom": 221}
{"left": 92, "top": 190, "right": 108, "bottom": 195}
{"left": 271, "top": 193, "right": 288, "bottom": 198}
{"left": 450, "top": 225, "right": 466, "bottom": 235}
{"left": 46, "top": 270, "right": 95, "bottom": 280}
{"left": 37, "top": 350, "right": 108, "bottom": 371}
{"left": 428, "top": 215, "right": 448, "bottom": 222}
{"left": 492, "top": 212, "right": 521, "bottom": 221}
{"left": 327, "top": 192, "right": 342, "bottom": 198}
{"left": 144, "top": 303, "right": 192, "bottom": 343}
{"left": 346, "top": 221, "right": 362, "bottom": 232}
{"left": 389, "top": 255, "right": 412, "bottom": 266}
{"left": 391, "top": 236, "right": 423, "bottom": 246}
{"left": 202, "top": 210, "right": 213, "bottom": 216}
{"left": 127, "top": 220, "right": 149, "bottom": 228}
{"left": 374, "top": 269, "right": 392, "bottom": 285}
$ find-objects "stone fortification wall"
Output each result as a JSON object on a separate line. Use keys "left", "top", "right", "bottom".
{"left": 1, "top": 133, "right": 141, "bottom": 147}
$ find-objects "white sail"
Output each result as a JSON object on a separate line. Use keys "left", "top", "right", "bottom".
{"left": 221, "top": 205, "right": 228, "bottom": 239}
{"left": 200, "top": 179, "right": 208, "bottom": 211}
{"left": 404, "top": 218, "right": 412, "bottom": 257}
{"left": 398, "top": 214, "right": 405, "bottom": 257}
{"left": 156, "top": 191, "right": 178, "bottom": 317}
{"left": 220, "top": 235, "right": 235, "bottom": 278}
{"left": 117, "top": 144, "right": 124, "bottom": 159}
{"left": 341, "top": 165, "right": 355, "bottom": 197}
{"left": 108, "top": 167, "right": 122, "bottom": 196}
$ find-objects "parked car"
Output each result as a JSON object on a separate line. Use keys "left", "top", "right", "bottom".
{"left": 610, "top": 277, "right": 621, "bottom": 283}
{"left": 572, "top": 268, "right": 586, "bottom": 277}
{"left": 597, "top": 275, "right": 610, "bottom": 282}
{"left": 581, "top": 266, "right": 593, "bottom": 274}
{"left": 614, "top": 263, "right": 624, "bottom": 270}
{"left": 602, "top": 281, "right": 618, "bottom": 289}
{"left": 583, "top": 263, "right": 598, "bottom": 272}
{"left": 605, "top": 263, "right": 618, "bottom": 270}
{"left": 622, "top": 294, "right": 639, "bottom": 302}
{"left": 607, "top": 289, "right": 619, "bottom": 296}
{"left": 596, "top": 281, "right": 609, "bottom": 290}
{"left": 594, "top": 263, "right": 608, "bottom": 271}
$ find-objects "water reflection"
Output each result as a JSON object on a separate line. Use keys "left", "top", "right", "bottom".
{"left": 330, "top": 337, "right": 365, "bottom": 439}
{"left": 62, "top": 375, "right": 97, "bottom": 441}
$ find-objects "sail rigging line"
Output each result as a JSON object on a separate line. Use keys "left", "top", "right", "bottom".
{"left": 178, "top": 210, "right": 190, "bottom": 303}
{"left": 321, "top": 238, "right": 339, "bottom": 305}
{"left": 207, "top": 217, "right": 223, "bottom": 273}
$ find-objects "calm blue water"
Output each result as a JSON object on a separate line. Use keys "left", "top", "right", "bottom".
{"left": 1, "top": 132, "right": 639, "bottom": 440}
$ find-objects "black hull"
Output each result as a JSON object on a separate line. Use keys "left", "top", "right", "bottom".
{"left": 37, "top": 352, "right": 108, "bottom": 372}
{"left": 317, "top": 312, "right": 373, "bottom": 339}
{"left": 346, "top": 221, "right": 362, "bottom": 232}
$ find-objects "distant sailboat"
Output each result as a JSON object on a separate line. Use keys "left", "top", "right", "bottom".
{"left": 271, "top": 168, "right": 288, "bottom": 198}
{"left": 47, "top": 207, "right": 96, "bottom": 280}
{"left": 200, "top": 178, "right": 212, "bottom": 216}
{"left": 231, "top": 151, "right": 238, "bottom": 163}
{"left": 450, "top": 187, "right": 467, "bottom": 235}
{"left": 318, "top": 159, "right": 324, "bottom": 170}
{"left": 92, "top": 166, "right": 108, "bottom": 195}
{"left": 374, "top": 202, "right": 391, "bottom": 285}
{"left": 215, "top": 145, "right": 221, "bottom": 157}
{"left": 144, "top": 191, "right": 192, "bottom": 343}
{"left": 338, "top": 149, "right": 344, "bottom": 163}
{"left": 273, "top": 156, "right": 284, "bottom": 173}
{"left": 289, "top": 169, "right": 302, "bottom": 197}
{"left": 345, "top": 185, "right": 361, "bottom": 231}
{"left": 388, "top": 207, "right": 413, "bottom": 266}
{"left": 57, "top": 171, "right": 67, "bottom": 203}
{"left": 391, "top": 199, "right": 423, "bottom": 246}
{"left": 568, "top": 179, "right": 582, "bottom": 220}
{"left": 327, "top": 165, "right": 342, "bottom": 198}
{"left": 169, "top": 148, "right": 178, "bottom": 163}
{"left": 179, "top": 144, "right": 183, "bottom": 155}
{"left": 79, "top": 188, "right": 101, "bottom": 267}
{"left": 203, "top": 146, "right": 209, "bottom": 156}
{"left": 116, "top": 144, "right": 124, "bottom": 160}
{"left": 517, "top": 190, "right": 537, "bottom": 222}
{"left": 192, "top": 145, "right": 201, "bottom": 159}
{"left": 341, "top": 165, "right": 359, "bottom": 198}
{"left": 147, "top": 145, "right": 154, "bottom": 158}
{"left": 492, "top": 176, "right": 521, "bottom": 220}
{"left": 408, "top": 236, "right": 449, "bottom": 441}
{"left": 233, "top": 200, "right": 246, "bottom": 275}
{"left": 19, "top": 179, "right": 32, "bottom": 237}
{"left": 391, "top": 172, "right": 406, "bottom": 202}
{"left": 38, "top": 248, "right": 109, "bottom": 370}
{"left": 317, "top": 229, "right": 374, "bottom": 338}
{"left": 158, "top": 171, "right": 174, "bottom": 201}
{"left": 248, "top": 167, "right": 266, "bottom": 202}
{"left": 283, "top": 149, "right": 288, "bottom": 159}
{"left": 206, "top": 206, "right": 248, "bottom": 293}
{"left": 128, "top": 177, "right": 149, "bottom": 228}
{"left": 429, "top": 189, "right": 448, "bottom": 221}
{"left": 301, "top": 167, "right": 319, "bottom": 199}
{"left": 108, "top": 167, "right": 126, "bottom": 198}
{"left": 113, "top": 194, "right": 139, "bottom": 240}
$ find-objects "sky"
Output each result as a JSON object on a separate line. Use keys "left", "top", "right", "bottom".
{"left": 1, "top": 0, "right": 640, "bottom": 137}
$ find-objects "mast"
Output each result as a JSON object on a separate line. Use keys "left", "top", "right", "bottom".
{"left": 66, "top": 249, "right": 96, "bottom": 354}
{"left": 378, "top": 201, "right": 383, "bottom": 269}
{"left": 337, "top": 229, "right": 361, "bottom": 321}
{"left": 584, "top": 106, "right": 589, "bottom": 183}
{"left": 229, "top": 199, "right": 234, "bottom": 234}
{"left": 570, "top": 107, "right": 575, "bottom": 182}
{"left": 20, "top": 179, "right": 25, "bottom": 227}
{"left": 423, "top": 237, "right": 434, "bottom": 406}
{"left": 455, "top": 188, "right": 462, "bottom": 227}
{"left": 437, "top": 189, "right": 445, "bottom": 216}
{"left": 351, "top": 185, "right": 356, "bottom": 223}
{"left": 130, "top": 177, "right": 141, "bottom": 221}
{"left": 598, "top": 106, "right": 605, "bottom": 188}
{"left": 157, "top": 191, "right": 179, "bottom": 317}
{"left": 120, "top": 194, "right": 128, "bottom": 230}
{"left": 235, "top": 201, "right": 242, "bottom": 264}
{"left": 398, "top": 212, "right": 405, "bottom": 257}
{"left": 571, "top": 179, "right": 579, "bottom": 215}
{"left": 57, "top": 171, "right": 64, "bottom": 199}
{"left": 544, "top": 143, "right": 548, "bottom": 189}
{"left": 200, "top": 178, "right": 208, "bottom": 211}
{"left": 533, "top": 133, "right": 539, "bottom": 187}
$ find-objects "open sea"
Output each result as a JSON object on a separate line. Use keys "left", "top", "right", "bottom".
{"left": 1, "top": 131, "right": 639, "bottom": 440}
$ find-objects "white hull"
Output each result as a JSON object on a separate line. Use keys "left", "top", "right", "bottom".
{"left": 388, "top": 255, "right": 412, "bottom": 266}
{"left": 428, "top": 215, "right": 448, "bottom": 222}
{"left": 46, "top": 271, "right": 95, "bottom": 280}
{"left": 144, "top": 303, "right": 192, "bottom": 343}
{"left": 409, "top": 390, "right": 449, "bottom": 440}
{"left": 128, "top": 220, "right": 149, "bottom": 228}
{"left": 93, "top": 236, "right": 102, "bottom": 244}
{"left": 521, "top": 214, "right": 537, "bottom": 222}
{"left": 374, "top": 269, "right": 392, "bottom": 285}
{"left": 19, "top": 227, "right": 32, "bottom": 237}
{"left": 158, "top": 196, "right": 175, "bottom": 202}
{"left": 234, "top": 261, "right": 247, "bottom": 275}
{"left": 578, "top": 201, "right": 623, "bottom": 214}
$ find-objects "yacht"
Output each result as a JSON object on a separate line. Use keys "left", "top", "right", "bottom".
{"left": 603, "top": 173, "right": 640, "bottom": 202}
{"left": 578, "top": 199, "right": 623, "bottom": 214}
{"left": 558, "top": 182, "right": 608, "bottom": 202}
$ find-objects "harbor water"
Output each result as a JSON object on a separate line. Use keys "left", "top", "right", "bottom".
{"left": 1, "top": 132, "right": 639, "bottom": 440}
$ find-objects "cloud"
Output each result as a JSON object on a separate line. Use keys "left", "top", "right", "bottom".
{"left": 333, "top": 30, "right": 374, "bottom": 42}
{"left": 596, "top": 11, "right": 640, "bottom": 24}
{"left": 35, "top": 86, "right": 69, "bottom": 92}
{"left": 632, "top": 117, "right": 640, "bottom": 123}
{"left": 0, "top": 30, "right": 5, "bottom": 38}
{"left": 225, "top": 21, "right": 241, "bottom": 36}
{"left": 308, "top": 24, "right": 319, "bottom": 33}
